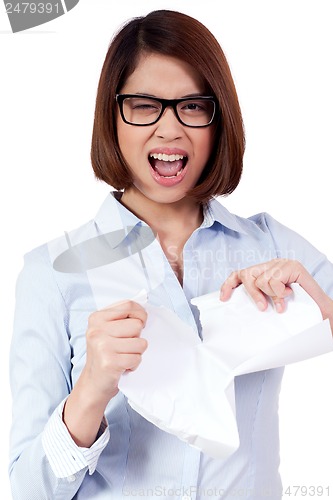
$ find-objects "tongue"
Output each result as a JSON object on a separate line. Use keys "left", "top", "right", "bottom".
{"left": 153, "top": 159, "right": 184, "bottom": 177}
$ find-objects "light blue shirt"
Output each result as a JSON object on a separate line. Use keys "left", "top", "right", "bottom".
{"left": 9, "top": 192, "right": 333, "bottom": 500}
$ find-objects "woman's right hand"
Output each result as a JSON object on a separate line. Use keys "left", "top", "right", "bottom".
{"left": 63, "top": 300, "right": 147, "bottom": 447}
{"left": 84, "top": 299, "right": 148, "bottom": 401}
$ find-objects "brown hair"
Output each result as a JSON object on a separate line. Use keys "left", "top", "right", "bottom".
{"left": 91, "top": 10, "right": 245, "bottom": 203}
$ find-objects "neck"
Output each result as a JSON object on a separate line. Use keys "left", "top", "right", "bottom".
{"left": 120, "top": 187, "right": 203, "bottom": 235}
{"left": 120, "top": 187, "right": 204, "bottom": 286}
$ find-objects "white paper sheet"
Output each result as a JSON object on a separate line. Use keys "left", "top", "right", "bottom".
{"left": 118, "top": 284, "right": 333, "bottom": 460}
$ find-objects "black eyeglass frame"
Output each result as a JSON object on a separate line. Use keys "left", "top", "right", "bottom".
{"left": 115, "top": 94, "right": 217, "bottom": 128}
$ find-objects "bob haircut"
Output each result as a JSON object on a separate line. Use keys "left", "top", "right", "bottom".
{"left": 91, "top": 9, "right": 245, "bottom": 203}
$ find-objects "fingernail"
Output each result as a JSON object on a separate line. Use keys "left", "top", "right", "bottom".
{"left": 257, "top": 301, "right": 266, "bottom": 311}
{"left": 275, "top": 302, "right": 283, "bottom": 313}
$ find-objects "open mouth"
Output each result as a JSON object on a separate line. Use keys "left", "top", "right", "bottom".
{"left": 149, "top": 153, "right": 188, "bottom": 178}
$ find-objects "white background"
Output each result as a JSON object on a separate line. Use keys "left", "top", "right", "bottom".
{"left": 1, "top": 1, "right": 332, "bottom": 498}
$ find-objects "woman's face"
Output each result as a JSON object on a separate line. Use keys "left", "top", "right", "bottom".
{"left": 116, "top": 52, "right": 215, "bottom": 206}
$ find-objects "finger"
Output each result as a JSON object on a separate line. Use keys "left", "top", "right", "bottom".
{"left": 271, "top": 296, "right": 286, "bottom": 313}
{"left": 113, "top": 353, "right": 144, "bottom": 373}
{"left": 220, "top": 265, "right": 272, "bottom": 308}
{"left": 221, "top": 274, "right": 268, "bottom": 310}
{"left": 103, "top": 300, "right": 148, "bottom": 324}
{"left": 87, "top": 318, "right": 146, "bottom": 340}
{"left": 88, "top": 301, "right": 147, "bottom": 327}
{"left": 220, "top": 260, "right": 278, "bottom": 302}
{"left": 113, "top": 337, "right": 148, "bottom": 355}
{"left": 239, "top": 259, "right": 293, "bottom": 309}
{"left": 253, "top": 260, "right": 297, "bottom": 302}
{"left": 243, "top": 272, "right": 294, "bottom": 312}
{"left": 255, "top": 274, "right": 293, "bottom": 299}
{"left": 109, "top": 318, "right": 146, "bottom": 338}
{"left": 220, "top": 271, "right": 242, "bottom": 301}
{"left": 241, "top": 280, "right": 270, "bottom": 311}
{"left": 253, "top": 268, "right": 293, "bottom": 312}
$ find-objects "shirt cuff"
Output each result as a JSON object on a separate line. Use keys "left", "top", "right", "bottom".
{"left": 42, "top": 398, "right": 110, "bottom": 479}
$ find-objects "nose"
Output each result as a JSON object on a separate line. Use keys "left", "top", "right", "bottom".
{"left": 154, "top": 106, "right": 184, "bottom": 140}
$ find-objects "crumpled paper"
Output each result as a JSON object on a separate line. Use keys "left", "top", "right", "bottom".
{"left": 118, "top": 284, "right": 333, "bottom": 460}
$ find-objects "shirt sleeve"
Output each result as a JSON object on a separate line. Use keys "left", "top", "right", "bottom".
{"left": 257, "top": 212, "right": 333, "bottom": 298}
{"left": 9, "top": 244, "right": 109, "bottom": 499}
{"left": 42, "top": 398, "right": 110, "bottom": 478}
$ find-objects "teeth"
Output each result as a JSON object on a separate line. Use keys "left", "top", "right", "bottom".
{"left": 150, "top": 153, "right": 184, "bottom": 162}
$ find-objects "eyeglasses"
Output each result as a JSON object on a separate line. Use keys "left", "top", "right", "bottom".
{"left": 116, "top": 94, "right": 217, "bottom": 128}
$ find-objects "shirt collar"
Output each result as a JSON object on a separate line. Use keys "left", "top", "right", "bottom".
{"left": 94, "top": 192, "right": 248, "bottom": 236}
{"left": 202, "top": 198, "right": 248, "bottom": 234}
{"left": 94, "top": 191, "right": 142, "bottom": 234}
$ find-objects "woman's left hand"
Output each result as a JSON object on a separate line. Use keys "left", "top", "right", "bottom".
{"left": 220, "top": 258, "right": 333, "bottom": 331}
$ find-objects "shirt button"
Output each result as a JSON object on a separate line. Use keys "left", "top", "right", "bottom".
{"left": 67, "top": 475, "right": 76, "bottom": 482}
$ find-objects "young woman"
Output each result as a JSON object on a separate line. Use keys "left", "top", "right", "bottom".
{"left": 9, "top": 9, "right": 333, "bottom": 500}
